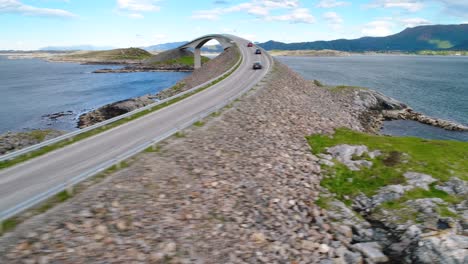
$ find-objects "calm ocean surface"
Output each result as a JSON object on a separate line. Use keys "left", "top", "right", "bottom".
{"left": 278, "top": 55, "right": 468, "bottom": 141}
{"left": 0, "top": 56, "right": 189, "bottom": 133}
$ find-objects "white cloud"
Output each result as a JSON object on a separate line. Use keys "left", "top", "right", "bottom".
{"left": 117, "top": 0, "right": 160, "bottom": 12}
{"left": 362, "top": 20, "right": 395, "bottom": 36}
{"left": 323, "top": 11, "right": 343, "bottom": 29}
{"left": 127, "top": 13, "right": 144, "bottom": 19}
{"left": 192, "top": 0, "right": 315, "bottom": 24}
{"left": 316, "top": 0, "right": 350, "bottom": 8}
{"left": 265, "top": 8, "right": 315, "bottom": 23}
{"left": 431, "top": 0, "right": 468, "bottom": 18}
{"left": 0, "top": 0, "right": 76, "bottom": 17}
{"left": 117, "top": 0, "right": 160, "bottom": 18}
{"left": 367, "top": 0, "right": 424, "bottom": 12}
{"left": 399, "top": 17, "right": 431, "bottom": 27}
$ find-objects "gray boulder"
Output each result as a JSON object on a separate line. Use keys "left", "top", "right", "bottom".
{"left": 409, "top": 233, "right": 468, "bottom": 264}
{"left": 435, "top": 177, "right": 467, "bottom": 196}
{"left": 403, "top": 172, "right": 437, "bottom": 191}
{"left": 326, "top": 144, "right": 379, "bottom": 171}
{"left": 353, "top": 242, "right": 388, "bottom": 263}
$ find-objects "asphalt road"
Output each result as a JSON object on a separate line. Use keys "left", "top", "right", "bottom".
{"left": 0, "top": 35, "right": 272, "bottom": 218}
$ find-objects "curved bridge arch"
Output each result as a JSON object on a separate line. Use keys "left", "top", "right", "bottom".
{"left": 178, "top": 34, "right": 235, "bottom": 69}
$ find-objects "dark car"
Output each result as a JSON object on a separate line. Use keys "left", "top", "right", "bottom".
{"left": 255, "top": 49, "right": 262, "bottom": 54}
{"left": 252, "top": 62, "right": 262, "bottom": 70}
{"left": 247, "top": 42, "right": 253, "bottom": 47}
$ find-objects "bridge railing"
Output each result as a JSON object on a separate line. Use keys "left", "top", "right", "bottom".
{"left": 0, "top": 48, "right": 243, "bottom": 163}
{"left": 0, "top": 44, "right": 274, "bottom": 222}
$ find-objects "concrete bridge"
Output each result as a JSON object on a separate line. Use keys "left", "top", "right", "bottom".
{"left": 178, "top": 34, "right": 235, "bottom": 69}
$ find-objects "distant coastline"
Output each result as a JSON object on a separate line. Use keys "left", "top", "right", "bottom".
{"left": 269, "top": 49, "right": 468, "bottom": 57}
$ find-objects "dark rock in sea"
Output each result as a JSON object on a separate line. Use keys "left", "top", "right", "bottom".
{"left": 42, "top": 111, "right": 74, "bottom": 120}
{"left": 77, "top": 95, "right": 155, "bottom": 128}
{"left": 351, "top": 89, "right": 468, "bottom": 132}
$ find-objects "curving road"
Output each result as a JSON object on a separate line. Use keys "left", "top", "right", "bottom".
{"left": 0, "top": 35, "right": 272, "bottom": 219}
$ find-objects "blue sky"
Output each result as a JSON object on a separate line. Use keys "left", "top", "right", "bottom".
{"left": 0, "top": 0, "right": 467, "bottom": 50}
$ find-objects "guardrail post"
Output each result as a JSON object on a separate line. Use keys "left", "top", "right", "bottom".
{"left": 152, "top": 144, "right": 158, "bottom": 151}
{"left": 116, "top": 161, "right": 121, "bottom": 169}
{"left": 66, "top": 184, "right": 74, "bottom": 196}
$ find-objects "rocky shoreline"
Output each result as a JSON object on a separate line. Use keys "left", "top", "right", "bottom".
{"left": 0, "top": 130, "right": 65, "bottom": 155}
{"left": 92, "top": 65, "right": 193, "bottom": 73}
{"left": 330, "top": 87, "right": 468, "bottom": 133}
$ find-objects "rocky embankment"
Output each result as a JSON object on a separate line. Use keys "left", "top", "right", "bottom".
{"left": 78, "top": 47, "right": 239, "bottom": 128}
{"left": 0, "top": 62, "right": 369, "bottom": 263}
{"left": 332, "top": 87, "right": 468, "bottom": 133}
{"left": 0, "top": 130, "right": 64, "bottom": 155}
{"left": 154, "top": 47, "right": 239, "bottom": 100}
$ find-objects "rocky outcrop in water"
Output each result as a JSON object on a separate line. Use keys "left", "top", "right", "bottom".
{"left": 77, "top": 95, "right": 154, "bottom": 128}
{"left": 351, "top": 89, "right": 468, "bottom": 132}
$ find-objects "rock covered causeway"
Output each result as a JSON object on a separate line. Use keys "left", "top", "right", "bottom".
{"left": 0, "top": 59, "right": 466, "bottom": 264}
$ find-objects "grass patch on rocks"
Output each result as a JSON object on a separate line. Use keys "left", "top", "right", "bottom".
{"left": 64, "top": 48, "right": 152, "bottom": 60}
{"left": 328, "top": 85, "right": 368, "bottom": 93}
{"left": 150, "top": 56, "right": 210, "bottom": 67}
{"left": 307, "top": 128, "right": 468, "bottom": 201}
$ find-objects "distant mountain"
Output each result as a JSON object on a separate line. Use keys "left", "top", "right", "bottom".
{"left": 145, "top": 41, "right": 188, "bottom": 51}
{"left": 258, "top": 24, "right": 468, "bottom": 52}
{"left": 40, "top": 45, "right": 114, "bottom": 51}
{"left": 450, "top": 40, "right": 468, "bottom": 50}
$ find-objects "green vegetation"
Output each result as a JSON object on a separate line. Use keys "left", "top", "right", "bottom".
{"left": 144, "top": 144, "right": 162, "bottom": 153}
{"left": 36, "top": 190, "right": 72, "bottom": 213}
{"left": 174, "top": 132, "right": 185, "bottom": 138}
{"left": 417, "top": 50, "right": 468, "bottom": 56}
{"left": 0, "top": 50, "right": 242, "bottom": 171}
{"left": 193, "top": 121, "right": 205, "bottom": 127}
{"left": 64, "top": 48, "right": 152, "bottom": 60}
{"left": 328, "top": 85, "right": 368, "bottom": 93}
{"left": 259, "top": 24, "right": 468, "bottom": 52}
{"left": 1, "top": 218, "right": 18, "bottom": 235}
{"left": 313, "top": 80, "right": 324, "bottom": 87}
{"left": 315, "top": 195, "right": 333, "bottom": 209}
{"left": 150, "top": 55, "right": 210, "bottom": 66}
{"left": 307, "top": 128, "right": 468, "bottom": 203}
{"left": 428, "top": 39, "right": 454, "bottom": 49}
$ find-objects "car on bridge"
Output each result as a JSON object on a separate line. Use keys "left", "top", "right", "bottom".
{"left": 247, "top": 42, "right": 253, "bottom": 47}
{"left": 252, "top": 61, "right": 262, "bottom": 70}
{"left": 255, "top": 49, "right": 262, "bottom": 54}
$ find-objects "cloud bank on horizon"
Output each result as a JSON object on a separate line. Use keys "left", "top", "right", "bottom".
{"left": 0, "top": 0, "right": 466, "bottom": 50}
